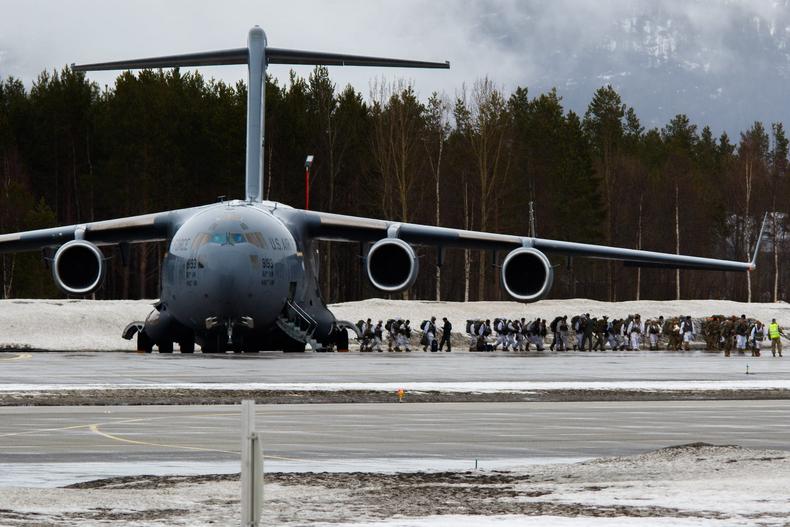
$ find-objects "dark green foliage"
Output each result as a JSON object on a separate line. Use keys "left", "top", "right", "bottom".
{"left": 0, "top": 68, "right": 788, "bottom": 302}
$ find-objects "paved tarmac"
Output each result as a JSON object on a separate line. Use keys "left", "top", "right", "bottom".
{"left": 1, "top": 349, "right": 789, "bottom": 386}
{"left": 1, "top": 400, "right": 789, "bottom": 485}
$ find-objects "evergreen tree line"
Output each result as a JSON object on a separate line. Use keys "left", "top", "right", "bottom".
{"left": 0, "top": 67, "right": 788, "bottom": 303}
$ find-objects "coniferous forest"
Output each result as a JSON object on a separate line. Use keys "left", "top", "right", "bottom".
{"left": 0, "top": 67, "right": 788, "bottom": 303}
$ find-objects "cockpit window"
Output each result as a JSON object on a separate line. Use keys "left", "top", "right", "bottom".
{"left": 191, "top": 233, "right": 210, "bottom": 250}
{"left": 245, "top": 232, "right": 267, "bottom": 248}
{"left": 230, "top": 233, "right": 245, "bottom": 244}
{"left": 211, "top": 233, "right": 228, "bottom": 244}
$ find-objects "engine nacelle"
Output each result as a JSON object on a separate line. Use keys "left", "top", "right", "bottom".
{"left": 366, "top": 238, "right": 419, "bottom": 293}
{"left": 501, "top": 247, "right": 554, "bottom": 303}
{"left": 52, "top": 240, "right": 106, "bottom": 295}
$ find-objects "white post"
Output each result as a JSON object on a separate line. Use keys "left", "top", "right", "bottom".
{"left": 241, "top": 400, "right": 263, "bottom": 526}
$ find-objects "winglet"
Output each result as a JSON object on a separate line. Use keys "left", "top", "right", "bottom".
{"left": 750, "top": 212, "right": 769, "bottom": 271}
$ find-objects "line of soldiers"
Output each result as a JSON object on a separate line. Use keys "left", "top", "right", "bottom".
{"left": 465, "top": 318, "right": 549, "bottom": 352}
{"left": 701, "top": 315, "right": 786, "bottom": 357}
{"left": 464, "top": 314, "right": 787, "bottom": 356}
{"left": 357, "top": 316, "right": 453, "bottom": 352}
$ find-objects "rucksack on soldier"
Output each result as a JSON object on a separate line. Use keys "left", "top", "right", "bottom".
{"left": 356, "top": 320, "right": 365, "bottom": 333}
{"left": 385, "top": 319, "right": 394, "bottom": 332}
{"left": 550, "top": 317, "right": 559, "bottom": 332}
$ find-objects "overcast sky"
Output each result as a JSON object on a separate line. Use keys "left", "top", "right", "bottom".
{"left": 2, "top": 0, "right": 789, "bottom": 134}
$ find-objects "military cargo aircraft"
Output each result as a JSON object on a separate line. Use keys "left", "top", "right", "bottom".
{"left": 0, "top": 27, "right": 764, "bottom": 353}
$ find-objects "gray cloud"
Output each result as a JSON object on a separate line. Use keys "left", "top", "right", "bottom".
{"left": 1, "top": 0, "right": 788, "bottom": 134}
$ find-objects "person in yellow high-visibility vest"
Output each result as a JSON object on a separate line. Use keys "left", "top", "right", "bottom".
{"left": 769, "top": 319, "right": 785, "bottom": 357}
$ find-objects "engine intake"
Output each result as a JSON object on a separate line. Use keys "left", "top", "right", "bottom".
{"left": 501, "top": 247, "right": 554, "bottom": 302}
{"left": 366, "top": 238, "right": 419, "bottom": 293}
{"left": 52, "top": 240, "right": 106, "bottom": 295}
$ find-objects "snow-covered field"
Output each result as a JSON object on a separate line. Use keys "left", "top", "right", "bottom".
{"left": 0, "top": 443, "right": 787, "bottom": 526}
{"left": 0, "top": 297, "right": 788, "bottom": 351}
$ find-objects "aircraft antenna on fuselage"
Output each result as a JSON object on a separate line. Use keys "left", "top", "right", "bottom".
{"left": 72, "top": 26, "right": 449, "bottom": 203}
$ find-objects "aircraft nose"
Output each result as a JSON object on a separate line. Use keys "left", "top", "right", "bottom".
{"left": 198, "top": 245, "right": 253, "bottom": 309}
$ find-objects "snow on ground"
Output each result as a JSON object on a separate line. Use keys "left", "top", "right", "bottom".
{"left": 0, "top": 444, "right": 787, "bottom": 526}
{"left": 3, "top": 379, "right": 790, "bottom": 393}
{"left": 330, "top": 297, "right": 790, "bottom": 329}
{"left": 0, "top": 297, "right": 788, "bottom": 351}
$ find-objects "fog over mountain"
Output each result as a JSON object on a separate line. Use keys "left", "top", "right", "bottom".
{"left": 490, "top": 0, "right": 790, "bottom": 134}
{"left": 1, "top": 0, "right": 788, "bottom": 135}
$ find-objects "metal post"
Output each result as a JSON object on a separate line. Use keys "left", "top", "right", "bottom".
{"left": 304, "top": 155, "right": 314, "bottom": 210}
{"left": 241, "top": 400, "right": 263, "bottom": 526}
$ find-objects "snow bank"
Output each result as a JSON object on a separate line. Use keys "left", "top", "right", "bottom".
{"left": 3, "top": 380, "right": 790, "bottom": 393}
{"left": 0, "top": 297, "right": 787, "bottom": 351}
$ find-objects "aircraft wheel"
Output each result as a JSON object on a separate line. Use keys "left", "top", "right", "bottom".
{"left": 158, "top": 341, "right": 174, "bottom": 354}
{"left": 179, "top": 339, "right": 195, "bottom": 354}
{"left": 137, "top": 332, "right": 153, "bottom": 353}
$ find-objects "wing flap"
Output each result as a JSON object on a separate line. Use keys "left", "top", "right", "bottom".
{"left": 0, "top": 208, "right": 201, "bottom": 254}
{"left": 299, "top": 209, "right": 754, "bottom": 273}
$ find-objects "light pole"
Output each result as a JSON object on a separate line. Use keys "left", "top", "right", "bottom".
{"left": 304, "top": 155, "right": 314, "bottom": 210}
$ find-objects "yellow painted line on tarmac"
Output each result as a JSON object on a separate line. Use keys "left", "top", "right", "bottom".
{"left": 1, "top": 408, "right": 334, "bottom": 464}
{"left": 88, "top": 423, "right": 238, "bottom": 454}
{"left": 0, "top": 353, "right": 32, "bottom": 361}
{"left": 86, "top": 412, "right": 308, "bottom": 462}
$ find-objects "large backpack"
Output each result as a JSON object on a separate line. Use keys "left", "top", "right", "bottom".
{"left": 550, "top": 317, "right": 559, "bottom": 332}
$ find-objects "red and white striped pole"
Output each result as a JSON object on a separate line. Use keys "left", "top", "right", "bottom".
{"left": 304, "top": 155, "right": 314, "bottom": 210}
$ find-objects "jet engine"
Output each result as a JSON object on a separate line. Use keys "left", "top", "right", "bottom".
{"left": 366, "top": 238, "right": 419, "bottom": 293}
{"left": 500, "top": 247, "right": 554, "bottom": 302}
{"left": 52, "top": 240, "right": 106, "bottom": 295}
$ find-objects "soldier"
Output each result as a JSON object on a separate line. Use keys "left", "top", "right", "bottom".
{"left": 439, "top": 317, "right": 452, "bottom": 352}
{"left": 397, "top": 320, "right": 412, "bottom": 352}
{"left": 538, "top": 319, "right": 548, "bottom": 351}
{"left": 609, "top": 318, "right": 621, "bottom": 350}
{"left": 549, "top": 316, "right": 562, "bottom": 351}
{"left": 494, "top": 318, "right": 509, "bottom": 351}
{"left": 372, "top": 321, "right": 384, "bottom": 352}
{"left": 592, "top": 316, "right": 607, "bottom": 351}
{"left": 681, "top": 316, "right": 694, "bottom": 351}
{"left": 607, "top": 318, "right": 620, "bottom": 350}
{"left": 734, "top": 315, "right": 749, "bottom": 355}
{"left": 421, "top": 317, "right": 437, "bottom": 352}
{"left": 769, "top": 318, "right": 784, "bottom": 357}
{"left": 628, "top": 314, "right": 643, "bottom": 351}
{"left": 722, "top": 316, "right": 735, "bottom": 357}
{"left": 478, "top": 319, "right": 492, "bottom": 352}
{"left": 359, "top": 318, "right": 373, "bottom": 351}
{"left": 581, "top": 314, "right": 594, "bottom": 351}
{"left": 558, "top": 315, "right": 569, "bottom": 351}
{"left": 750, "top": 320, "right": 766, "bottom": 357}
{"left": 571, "top": 315, "right": 583, "bottom": 351}
{"left": 507, "top": 319, "right": 520, "bottom": 350}
{"left": 514, "top": 318, "right": 527, "bottom": 351}
{"left": 663, "top": 317, "right": 676, "bottom": 350}
{"left": 388, "top": 319, "right": 401, "bottom": 351}
{"left": 702, "top": 316, "right": 717, "bottom": 351}
{"left": 647, "top": 319, "right": 661, "bottom": 350}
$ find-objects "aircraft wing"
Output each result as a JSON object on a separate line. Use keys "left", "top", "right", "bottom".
{"left": 300, "top": 210, "right": 760, "bottom": 272}
{"left": 0, "top": 207, "right": 202, "bottom": 254}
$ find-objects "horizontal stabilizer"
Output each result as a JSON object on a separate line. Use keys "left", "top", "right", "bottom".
{"left": 72, "top": 48, "right": 248, "bottom": 71}
{"left": 73, "top": 48, "right": 449, "bottom": 72}
{"left": 267, "top": 48, "right": 449, "bottom": 68}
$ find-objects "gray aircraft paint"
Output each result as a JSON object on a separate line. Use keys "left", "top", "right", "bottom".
{"left": 0, "top": 27, "right": 762, "bottom": 352}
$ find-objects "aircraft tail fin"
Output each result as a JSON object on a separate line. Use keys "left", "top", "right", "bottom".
{"left": 72, "top": 26, "right": 449, "bottom": 204}
{"left": 750, "top": 212, "right": 769, "bottom": 270}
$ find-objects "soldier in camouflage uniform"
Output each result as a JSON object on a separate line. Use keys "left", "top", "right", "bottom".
{"left": 592, "top": 316, "right": 608, "bottom": 351}
{"left": 721, "top": 316, "right": 736, "bottom": 357}
{"left": 702, "top": 316, "right": 718, "bottom": 351}
{"left": 666, "top": 317, "right": 680, "bottom": 351}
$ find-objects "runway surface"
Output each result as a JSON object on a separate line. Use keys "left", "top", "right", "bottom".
{"left": 1, "top": 400, "right": 789, "bottom": 486}
{"left": 1, "top": 349, "right": 788, "bottom": 386}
